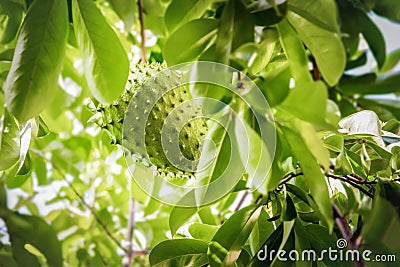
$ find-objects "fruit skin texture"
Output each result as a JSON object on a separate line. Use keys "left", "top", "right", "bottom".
{"left": 89, "top": 62, "right": 207, "bottom": 177}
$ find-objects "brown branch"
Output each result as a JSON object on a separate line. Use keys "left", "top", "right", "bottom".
{"left": 138, "top": 0, "right": 146, "bottom": 62}
{"left": 279, "top": 172, "right": 304, "bottom": 185}
{"left": 29, "top": 148, "right": 127, "bottom": 253}
{"left": 234, "top": 191, "right": 249, "bottom": 212}
{"left": 326, "top": 174, "right": 374, "bottom": 199}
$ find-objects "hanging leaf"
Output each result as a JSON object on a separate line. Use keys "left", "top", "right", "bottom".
{"left": 4, "top": 0, "right": 68, "bottom": 121}
{"left": 0, "top": 109, "right": 20, "bottom": 170}
{"left": 108, "top": 0, "right": 137, "bottom": 30}
{"left": 72, "top": 0, "right": 129, "bottom": 104}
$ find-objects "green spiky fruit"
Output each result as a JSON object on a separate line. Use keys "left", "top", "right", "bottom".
{"left": 89, "top": 62, "right": 207, "bottom": 178}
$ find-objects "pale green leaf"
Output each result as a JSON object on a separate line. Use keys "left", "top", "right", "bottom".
{"left": 4, "top": 0, "right": 68, "bottom": 121}
{"left": 0, "top": 109, "right": 19, "bottom": 170}
{"left": 72, "top": 0, "right": 129, "bottom": 104}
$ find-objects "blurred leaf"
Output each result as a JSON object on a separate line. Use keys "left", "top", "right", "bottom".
{"left": 0, "top": 245, "right": 18, "bottom": 267}
{"left": 373, "top": 0, "right": 400, "bottom": 23}
{"left": 287, "top": 11, "right": 346, "bottom": 86}
{"left": 288, "top": 0, "right": 339, "bottom": 32}
{"left": 72, "top": 0, "right": 129, "bottom": 104}
{"left": 163, "top": 19, "right": 218, "bottom": 65}
{"left": 208, "top": 205, "right": 260, "bottom": 266}
{"left": 249, "top": 207, "right": 274, "bottom": 255}
{"left": 0, "top": 0, "right": 23, "bottom": 44}
{"left": 0, "top": 109, "right": 20, "bottom": 170}
{"left": 4, "top": 213, "right": 62, "bottom": 267}
{"left": 380, "top": 49, "right": 400, "bottom": 73}
{"left": 149, "top": 239, "right": 209, "bottom": 267}
{"left": 165, "top": 0, "right": 214, "bottom": 33}
{"left": 4, "top": 0, "right": 68, "bottom": 121}
{"left": 339, "top": 72, "right": 400, "bottom": 95}
{"left": 169, "top": 206, "right": 197, "bottom": 236}
{"left": 243, "top": 1, "right": 288, "bottom": 26}
{"left": 108, "top": 0, "right": 136, "bottom": 29}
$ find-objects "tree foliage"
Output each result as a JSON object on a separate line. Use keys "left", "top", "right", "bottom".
{"left": 0, "top": 0, "right": 400, "bottom": 266}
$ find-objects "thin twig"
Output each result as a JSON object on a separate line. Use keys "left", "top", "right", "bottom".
{"left": 138, "top": 0, "right": 146, "bottom": 62}
{"left": 29, "top": 148, "right": 127, "bottom": 253}
{"left": 124, "top": 197, "right": 136, "bottom": 267}
{"left": 235, "top": 191, "right": 249, "bottom": 212}
{"left": 279, "top": 172, "right": 304, "bottom": 185}
{"left": 326, "top": 174, "right": 374, "bottom": 199}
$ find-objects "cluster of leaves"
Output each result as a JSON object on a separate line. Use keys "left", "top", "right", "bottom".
{"left": 0, "top": 0, "right": 400, "bottom": 266}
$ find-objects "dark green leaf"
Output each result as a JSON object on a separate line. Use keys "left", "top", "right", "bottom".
{"left": 208, "top": 205, "right": 260, "bottom": 266}
{"left": 4, "top": 0, "right": 68, "bottom": 121}
{"left": 163, "top": 19, "right": 218, "bottom": 65}
{"left": 373, "top": 0, "right": 400, "bottom": 23}
{"left": 0, "top": 0, "right": 23, "bottom": 44}
{"left": 72, "top": 0, "right": 129, "bottom": 104}
{"left": 4, "top": 213, "right": 63, "bottom": 267}
{"left": 150, "top": 239, "right": 209, "bottom": 267}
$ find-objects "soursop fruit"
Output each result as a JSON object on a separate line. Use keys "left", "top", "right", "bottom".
{"left": 89, "top": 62, "right": 207, "bottom": 178}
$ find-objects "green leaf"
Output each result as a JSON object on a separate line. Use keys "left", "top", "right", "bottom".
{"left": 373, "top": 0, "right": 400, "bottom": 23}
{"left": 0, "top": 0, "right": 23, "bottom": 44}
{"left": 163, "top": 19, "right": 218, "bottom": 65}
{"left": 287, "top": 11, "right": 346, "bottom": 86}
{"left": 249, "top": 207, "right": 274, "bottom": 255}
{"left": 380, "top": 49, "right": 400, "bottom": 73}
{"left": 4, "top": 213, "right": 63, "bottom": 267}
{"left": 214, "top": 0, "right": 254, "bottom": 64}
{"left": 165, "top": 0, "right": 214, "bottom": 33}
{"left": 208, "top": 205, "right": 261, "bottom": 266}
{"left": 0, "top": 109, "right": 20, "bottom": 170}
{"left": 108, "top": 0, "right": 137, "bottom": 29}
{"left": 188, "top": 223, "right": 219, "bottom": 242}
{"left": 149, "top": 239, "right": 209, "bottom": 267}
{"left": 280, "top": 125, "right": 334, "bottom": 231}
{"left": 279, "top": 81, "right": 328, "bottom": 127}
{"left": 4, "top": 0, "right": 68, "bottom": 121}
{"left": 340, "top": 72, "right": 400, "bottom": 95}
{"left": 277, "top": 19, "right": 313, "bottom": 84}
{"left": 288, "top": 0, "right": 339, "bottom": 32}
{"left": 169, "top": 205, "right": 197, "bottom": 236}
{"left": 72, "top": 0, "right": 129, "bottom": 104}
{"left": 279, "top": 194, "right": 297, "bottom": 221}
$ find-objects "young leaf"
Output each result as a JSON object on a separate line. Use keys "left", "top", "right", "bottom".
{"left": 287, "top": 11, "right": 346, "bottom": 86}
{"left": 72, "top": 0, "right": 129, "bottom": 104}
{"left": 163, "top": 19, "right": 218, "bottom": 65}
{"left": 0, "top": 110, "right": 20, "bottom": 170}
{"left": 4, "top": 0, "right": 68, "bottom": 122}
{"left": 149, "top": 239, "right": 209, "bottom": 267}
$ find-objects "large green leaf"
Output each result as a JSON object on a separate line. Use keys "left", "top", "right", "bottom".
{"left": 277, "top": 19, "right": 312, "bottom": 84}
{"left": 279, "top": 81, "right": 328, "bottom": 127}
{"left": 340, "top": 73, "right": 400, "bottom": 95}
{"left": 4, "top": 0, "right": 68, "bottom": 122}
{"left": 287, "top": 11, "right": 346, "bottom": 86}
{"left": 208, "top": 205, "right": 260, "bottom": 266}
{"left": 72, "top": 0, "right": 129, "bottom": 104}
{"left": 164, "top": 0, "right": 214, "bottom": 33}
{"left": 280, "top": 125, "right": 334, "bottom": 231}
{"left": 288, "top": 0, "right": 339, "bottom": 32}
{"left": 149, "top": 239, "right": 209, "bottom": 267}
{"left": 4, "top": 213, "right": 63, "bottom": 267}
{"left": 0, "top": 109, "right": 19, "bottom": 170}
{"left": 163, "top": 19, "right": 218, "bottom": 65}
{"left": 0, "top": 0, "right": 23, "bottom": 44}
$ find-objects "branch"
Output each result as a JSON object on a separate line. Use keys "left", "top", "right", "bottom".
{"left": 279, "top": 172, "right": 304, "bottom": 185}
{"left": 138, "top": 0, "right": 146, "bottom": 62}
{"left": 30, "top": 149, "right": 127, "bottom": 253}
{"left": 326, "top": 174, "right": 374, "bottom": 198}
{"left": 124, "top": 197, "right": 136, "bottom": 267}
